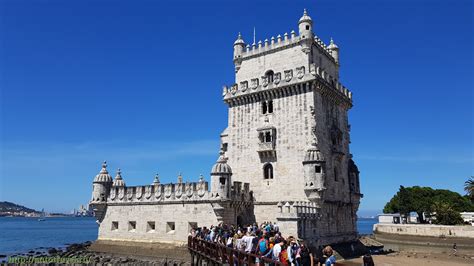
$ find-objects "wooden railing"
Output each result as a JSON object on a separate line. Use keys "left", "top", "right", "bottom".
{"left": 188, "top": 236, "right": 284, "bottom": 266}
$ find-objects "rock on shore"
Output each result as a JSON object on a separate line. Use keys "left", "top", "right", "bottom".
{"left": 0, "top": 241, "right": 190, "bottom": 265}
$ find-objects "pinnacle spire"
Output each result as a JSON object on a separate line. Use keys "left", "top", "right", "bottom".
{"left": 153, "top": 173, "right": 160, "bottom": 185}
{"left": 115, "top": 168, "right": 122, "bottom": 179}
{"left": 100, "top": 161, "right": 108, "bottom": 174}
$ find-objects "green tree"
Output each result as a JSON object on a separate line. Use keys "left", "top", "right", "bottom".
{"left": 383, "top": 185, "right": 474, "bottom": 224}
{"left": 432, "top": 201, "right": 464, "bottom": 225}
{"left": 465, "top": 176, "right": 474, "bottom": 201}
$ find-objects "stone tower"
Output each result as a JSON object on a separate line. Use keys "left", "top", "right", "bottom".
{"left": 221, "top": 9, "right": 362, "bottom": 245}
{"left": 88, "top": 9, "right": 361, "bottom": 248}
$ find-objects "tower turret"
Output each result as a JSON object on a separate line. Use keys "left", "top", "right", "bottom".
{"left": 233, "top": 32, "right": 245, "bottom": 72}
{"left": 302, "top": 143, "right": 326, "bottom": 205}
{"left": 298, "top": 9, "right": 313, "bottom": 40}
{"left": 328, "top": 38, "right": 339, "bottom": 64}
{"left": 91, "top": 161, "right": 113, "bottom": 202}
{"left": 210, "top": 149, "right": 232, "bottom": 199}
{"left": 112, "top": 168, "right": 125, "bottom": 187}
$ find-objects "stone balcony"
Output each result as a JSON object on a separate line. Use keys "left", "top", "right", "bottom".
{"left": 258, "top": 142, "right": 275, "bottom": 152}
{"left": 257, "top": 142, "right": 276, "bottom": 158}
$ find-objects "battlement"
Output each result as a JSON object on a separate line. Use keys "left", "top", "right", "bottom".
{"left": 238, "top": 32, "right": 336, "bottom": 64}
{"left": 276, "top": 201, "right": 321, "bottom": 220}
{"left": 229, "top": 181, "right": 253, "bottom": 202}
{"left": 106, "top": 180, "right": 253, "bottom": 204}
{"left": 108, "top": 181, "right": 210, "bottom": 203}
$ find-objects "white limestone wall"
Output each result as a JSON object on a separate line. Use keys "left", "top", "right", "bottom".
{"left": 236, "top": 45, "right": 308, "bottom": 84}
{"left": 374, "top": 224, "right": 474, "bottom": 238}
{"left": 311, "top": 45, "right": 338, "bottom": 80}
{"left": 226, "top": 89, "right": 313, "bottom": 202}
{"left": 313, "top": 91, "right": 352, "bottom": 203}
{"left": 253, "top": 204, "right": 278, "bottom": 224}
{"left": 98, "top": 203, "right": 219, "bottom": 244}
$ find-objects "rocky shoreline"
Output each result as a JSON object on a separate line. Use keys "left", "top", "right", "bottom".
{"left": 0, "top": 242, "right": 189, "bottom": 265}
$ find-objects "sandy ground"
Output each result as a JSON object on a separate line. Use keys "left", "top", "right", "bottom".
{"left": 341, "top": 251, "right": 474, "bottom": 266}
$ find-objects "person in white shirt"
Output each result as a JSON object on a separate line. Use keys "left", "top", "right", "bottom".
{"left": 242, "top": 232, "right": 254, "bottom": 253}
{"left": 272, "top": 242, "right": 283, "bottom": 261}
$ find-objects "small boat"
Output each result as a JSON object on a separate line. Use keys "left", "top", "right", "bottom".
{"left": 38, "top": 208, "right": 46, "bottom": 221}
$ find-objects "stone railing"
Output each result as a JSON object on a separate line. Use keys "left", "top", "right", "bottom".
{"left": 257, "top": 142, "right": 275, "bottom": 152}
{"left": 223, "top": 64, "right": 351, "bottom": 101}
{"left": 108, "top": 181, "right": 210, "bottom": 203}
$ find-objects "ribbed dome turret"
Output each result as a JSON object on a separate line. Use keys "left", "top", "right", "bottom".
{"left": 234, "top": 32, "right": 245, "bottom": 46}
{"left": 112, "top": 168, "right": 125, "bottom": 187}
{"left": 328, "top": 38, "right": 339, "bottom": 50}
{"left": 94, "top": 161, "right": 113, "bottom": 183}
{"left": 211, "top": 151, "right": 232, "bottom": 175}
{"left": 298, "top": 9, "right": 313, "bottom": 25}
{"left": 304, "top": 144, "right": 325, "bottom": 162}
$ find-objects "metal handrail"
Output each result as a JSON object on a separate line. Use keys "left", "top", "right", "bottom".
{"left": 188, "top": 236, "right": 285, "bottom": 265}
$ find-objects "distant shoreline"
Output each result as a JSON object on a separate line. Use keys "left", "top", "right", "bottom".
{"left": 0, "top": 214, "right": 93, "bottom": 218}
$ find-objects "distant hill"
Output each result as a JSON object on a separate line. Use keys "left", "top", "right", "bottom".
{"left": 0, "top": 201, "right": 39, "bottom": 216}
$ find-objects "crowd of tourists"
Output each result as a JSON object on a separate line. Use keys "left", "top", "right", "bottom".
{"left": 189, "top": 222, "right": 342, "bottom": 266}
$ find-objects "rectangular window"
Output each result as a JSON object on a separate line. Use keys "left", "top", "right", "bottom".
{"left": 315, "top": 165, "right": 322, "bottom": 173}
{"left": 222, "top": 143, "right": 228, "bottom": 152}
{"left": 265, "top": 132, "right": 272, "bottom": 142}
{"left": 147, "top": 221, "right": 155, "bottom": 232}
{"left": 128, "top": 221, "right": 136, "bottom": 232}
{"left": 166, "top": 222, "right": 175, "bottom": 233}
{"left": 111, "top": 221, "right": 119, "bottom": 231}
{"left": 268, "top": 100, "right": 273, "bottom": 113}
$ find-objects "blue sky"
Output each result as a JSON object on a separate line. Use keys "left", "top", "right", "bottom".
{"left": 1, "top": 0, "right": 472, "bottom": 215}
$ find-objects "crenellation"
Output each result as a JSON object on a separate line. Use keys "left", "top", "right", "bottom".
{"left": 108, "top": 180, "right": 213, "bottom": 204}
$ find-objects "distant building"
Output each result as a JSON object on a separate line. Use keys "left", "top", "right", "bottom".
{"left": 460, "top": 212, "right": 474, "bottom": 224}
{"left": 89, "top": 9, "right": 362, "bottom": 247}
{"left": 378, "top": 214, "right": 401, "bottom": 224}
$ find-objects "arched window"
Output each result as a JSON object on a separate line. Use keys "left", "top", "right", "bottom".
{"left": 268, "top": 100, "right": 273, "bottom": 113}
{"left": 263, "top": 164, "right": 274, "bottom": 179}
{"left": 265, "top": 70, "right": 274, "bottom": 83}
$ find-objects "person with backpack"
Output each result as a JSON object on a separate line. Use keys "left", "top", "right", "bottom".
{"left": 257, "top": 234, "right": 269, "bottom": 254}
